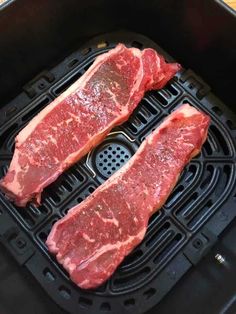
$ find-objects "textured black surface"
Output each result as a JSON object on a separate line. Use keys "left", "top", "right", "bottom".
{"left": 0, "top": 32, "right": 236, "bottom": 314}
{"left": 1, "top": 219, "right": 236, "bottom": 314}
{"left": 1, "top": 0, "right": 236, "bottom": 107}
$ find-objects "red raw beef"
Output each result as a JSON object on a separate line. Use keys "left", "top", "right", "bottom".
{"left": 46, "top": 104, "right": 210, "bottom": 289}
{"left": 0, "top": 44, "right": 180, "bottom": 206}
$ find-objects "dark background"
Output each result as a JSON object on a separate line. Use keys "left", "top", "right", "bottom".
{"left": 1, "top": 0, "right": 236, "bottom": 107}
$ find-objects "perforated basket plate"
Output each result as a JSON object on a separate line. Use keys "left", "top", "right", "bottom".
{"left": 0, "top": 31, "right": 235, "bottom": 314}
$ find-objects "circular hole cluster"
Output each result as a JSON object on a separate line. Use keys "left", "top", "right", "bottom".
{"left": 96, "top": 143, "right": 132, "bottom": 177}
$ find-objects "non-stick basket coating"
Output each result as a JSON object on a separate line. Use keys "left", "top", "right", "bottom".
{"left": 0, "top": 32, "right": 235, "bottom": 314}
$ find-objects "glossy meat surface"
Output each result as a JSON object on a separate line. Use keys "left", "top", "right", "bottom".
{"left": 46, "top": 104, "right": 210, "bottom": 289}
{"left": 0, "top": 44, "right": 180, "bottom": 206}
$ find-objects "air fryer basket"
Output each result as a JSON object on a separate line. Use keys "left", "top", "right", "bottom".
{"left": 0, "top": 31, "right": 235, "bottom": 314}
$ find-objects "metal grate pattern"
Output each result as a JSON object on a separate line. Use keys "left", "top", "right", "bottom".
{"left": 0, "top": 32, "right": 235, "bottom": 314}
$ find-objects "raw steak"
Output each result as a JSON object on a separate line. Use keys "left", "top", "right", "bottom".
{"left": 46, "top": 104, "right": 210, "bottom": 289}
{"left": 0, "top": 44, "right": 180, "bottom": 207}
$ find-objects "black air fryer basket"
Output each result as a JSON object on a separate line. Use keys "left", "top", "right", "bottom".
{"left": 0, "top": 1, "right": 236, "bottom": 314}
